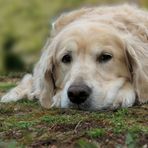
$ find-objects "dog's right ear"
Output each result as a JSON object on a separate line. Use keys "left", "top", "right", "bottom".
{"left": 33, "top": 39, "right": 57, "bottom": 108}
{"left": 51, "top": 8, "right": 90, "bottom": 36}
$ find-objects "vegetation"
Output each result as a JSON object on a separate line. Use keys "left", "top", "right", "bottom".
{"left": 0, "top": 0, "right": 148, "bottom": 73}
{"left": 0, "top": 76, "right": 148, "bottom": 147}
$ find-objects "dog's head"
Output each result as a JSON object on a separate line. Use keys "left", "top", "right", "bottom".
{"left": 38, "top": 12, "right": 148, "bottom": 110}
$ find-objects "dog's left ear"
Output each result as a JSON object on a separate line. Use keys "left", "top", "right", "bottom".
{"left": 125, "top": 37, "right": 148, "bottom": 104}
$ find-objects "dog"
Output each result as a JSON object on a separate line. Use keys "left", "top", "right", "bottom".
{"left": 1, "top": 4, "right": 148, "bottom": 111}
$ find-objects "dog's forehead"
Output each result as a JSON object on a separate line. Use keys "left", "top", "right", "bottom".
{"left": 56, "top": 22, "right": 125, "bottom": 56}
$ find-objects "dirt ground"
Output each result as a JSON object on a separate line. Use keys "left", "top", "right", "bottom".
{"left": 0, "top": 76, "right": 148, "bottom": 148}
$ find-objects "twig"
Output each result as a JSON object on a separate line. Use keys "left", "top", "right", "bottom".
{"left": 74, "top": 120, "right": 82, "bottom": 134}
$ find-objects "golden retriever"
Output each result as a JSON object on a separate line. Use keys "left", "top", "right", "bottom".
{"left": 1, "top": 4, "right": 148, "bottom": 111}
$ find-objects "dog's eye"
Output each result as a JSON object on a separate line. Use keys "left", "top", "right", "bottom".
{"left": 62, "top": 54, "right": 72, "bottom": 64}
{"left": 98, "top": 53, "right": 112, "bottom": 63}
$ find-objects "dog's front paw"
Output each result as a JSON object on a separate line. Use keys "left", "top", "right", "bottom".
{"left": 111, "top": 84, "right": 136, "bottom": 109}
{"left": 112, "top": 97, "right": 134, "bottom": 110}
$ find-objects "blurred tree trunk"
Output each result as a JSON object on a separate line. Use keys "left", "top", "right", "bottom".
{"left": 0, "top": 35, "right": 25, "bottom": 74}
{"left": 0, "top": 48, "right": 5, "bottom": 74}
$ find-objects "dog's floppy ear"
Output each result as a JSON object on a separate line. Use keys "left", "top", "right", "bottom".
{"left": 35, "top": 39, "right": 57, "bottom": 108}
{"left": 125, "top": 37, "right": 148, "bottom": 104}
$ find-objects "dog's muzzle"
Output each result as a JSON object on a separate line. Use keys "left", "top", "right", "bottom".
{"left": 67, "top": 84, "right": 92, "bottom": 105}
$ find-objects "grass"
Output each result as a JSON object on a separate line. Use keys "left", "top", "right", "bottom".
{"left": 0, "top": 82, "right": 16, "bottom": 91}
{"left": 86, "top": 128, "right": 106, "bottom": 138}
{"left": 0, "top": 76, "right": 148, "bottom": 147}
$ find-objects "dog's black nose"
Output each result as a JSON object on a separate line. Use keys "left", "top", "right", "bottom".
{"left": 68, "top": 84, "right": 91, "bottom": 104}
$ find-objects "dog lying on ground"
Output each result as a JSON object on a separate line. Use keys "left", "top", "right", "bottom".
{"left": 1, "top": 4, "right": 148, "bottom": 111}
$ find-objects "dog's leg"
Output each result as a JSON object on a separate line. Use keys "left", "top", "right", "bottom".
{"left": 1, "top": 74, "right": 33, "bottom": 102}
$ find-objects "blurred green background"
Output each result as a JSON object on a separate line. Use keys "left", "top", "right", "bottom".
{"left": 0, "top": 0, "right": 148, "bottom": 74}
